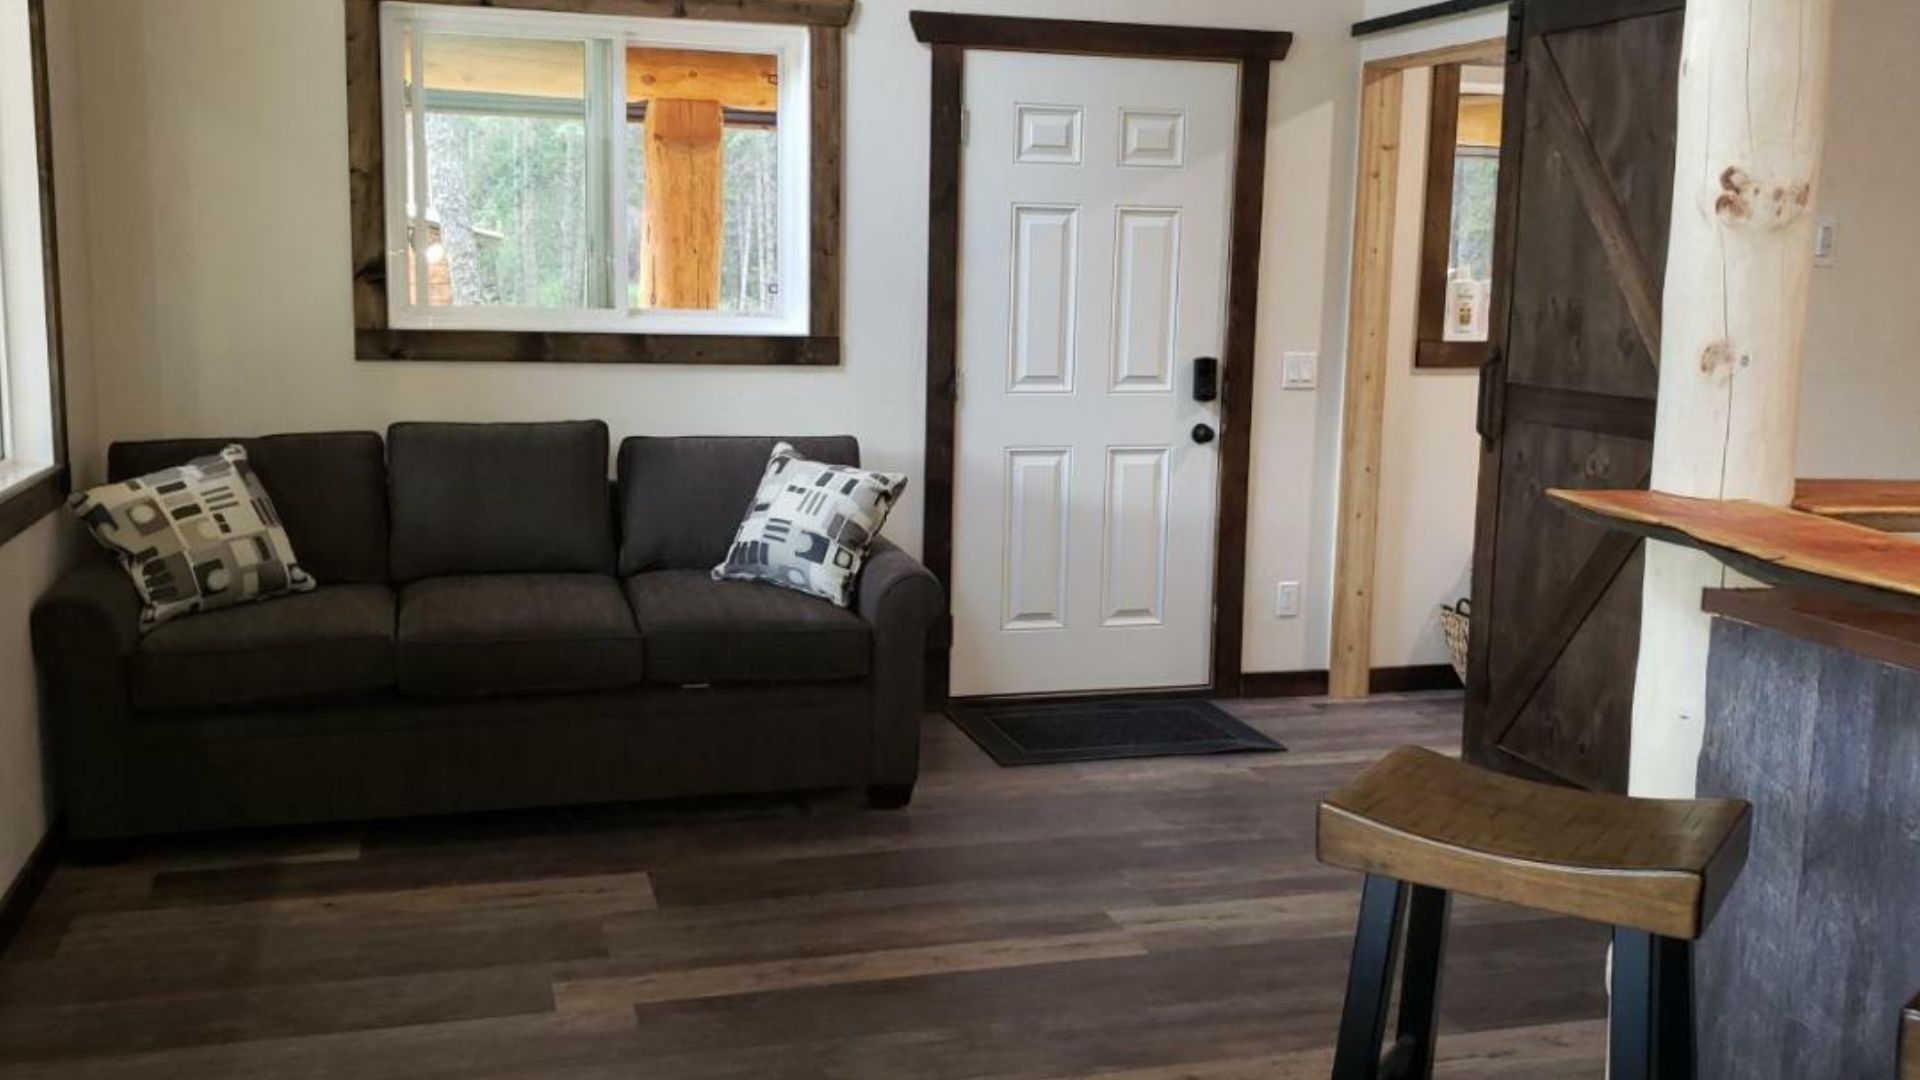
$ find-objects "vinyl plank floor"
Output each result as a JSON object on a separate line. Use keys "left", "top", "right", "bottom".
{"left": 0, "top": 692, "right": 1609, "bottom": 1078}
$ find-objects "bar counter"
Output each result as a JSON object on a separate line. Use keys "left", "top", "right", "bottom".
{"left": 1694, "top": 586, "right": 1920, "bottom": 1079}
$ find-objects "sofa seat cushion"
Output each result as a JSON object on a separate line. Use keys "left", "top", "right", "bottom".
{"left": 625, "top": 570, "right": 870, "bottom": 685}
{"left": 131, "top": 585, "right": 396, "bottom": 712}
{"left": 398, "top": 574, "right": 641, "bottom": 698}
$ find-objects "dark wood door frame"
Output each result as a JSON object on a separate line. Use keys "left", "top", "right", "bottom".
{"left": 911, "top": 12, "right": 1292, "bottom": 702}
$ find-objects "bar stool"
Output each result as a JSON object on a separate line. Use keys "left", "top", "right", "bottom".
{"left": 1316, "top": 747, "right": 1752, "bottom": 1080}
{"left": 1902, "top": 992, "right": 1920, "bottom": 1079}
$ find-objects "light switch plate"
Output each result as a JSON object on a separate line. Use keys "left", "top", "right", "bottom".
{"left": 1275, "top": 581, "right": 1301, "bottom": 619}
{"left": 1282, "top": 352, "right": 1317, "bottom": 390}
{"left": 1814, "top": 220, "right": 1838, "bottom": 267}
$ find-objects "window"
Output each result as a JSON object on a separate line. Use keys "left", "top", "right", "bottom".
{"left": 376, "top": 3, "right": 813, "bottom": 339}
{"left": 0, "top": 0, "right": 65, "bottom": 525}
{"left": 1414, "top": 62, "right": 1503, "bottom": 369}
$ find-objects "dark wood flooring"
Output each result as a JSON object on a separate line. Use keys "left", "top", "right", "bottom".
{"left": 0, "top": 693, "right": 1608, "bottom": 1078}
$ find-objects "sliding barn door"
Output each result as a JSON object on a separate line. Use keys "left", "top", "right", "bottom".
{"left": 1462, "top": 0, "right": 1684, "bottom": 792}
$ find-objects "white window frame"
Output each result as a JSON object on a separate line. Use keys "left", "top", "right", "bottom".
{"left": 0, "top": 225, "right": 12, "bottom": 467}
{"left": 378, "top": 3, "right": 812, "bottom": 338}
{"left": 0, "top": 0, "right": 58, "bottom": 501}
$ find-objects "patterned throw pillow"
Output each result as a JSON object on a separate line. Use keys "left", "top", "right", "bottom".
{"left": 713, "top": 442, "right": 908, "bottom": 607}
{"left": 69, "top": 445, "right": 315, "bottom": 629}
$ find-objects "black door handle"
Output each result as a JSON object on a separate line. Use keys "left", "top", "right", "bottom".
{"left": 1192, "top": 423, "right": 1216, "bottom": 445}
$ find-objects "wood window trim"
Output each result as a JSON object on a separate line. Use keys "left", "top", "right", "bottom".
{"left": 911, "top": 11, "right": 1291, "bottom": 700}
{"left": 1414, "top": 62, "right": 1494, "bottom": 371}
{"left": 0, "top": 0, "right": 72, "bottom": 549}
{"left": 343, "top": 0, "right": 849, "bottom": 366}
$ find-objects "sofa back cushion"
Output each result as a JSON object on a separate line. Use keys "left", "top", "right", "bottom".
{"left": 389, "top": 421, "right": 614, "bottom": 581}
{"left": 107, "top": 432, "right": 390, "bottom": 584}
{"left": 617, "top": 436, "right": 860, "bottom": 574}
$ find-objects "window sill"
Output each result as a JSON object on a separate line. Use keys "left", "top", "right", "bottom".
{"left": 1415, "top": 339, "right": 1492, "bottom": 370}
{"left": 355, "top": 329, "right": 840, "bottom": 366}
{"left": 0, "top": 463, "right": 69, "bottom": 549}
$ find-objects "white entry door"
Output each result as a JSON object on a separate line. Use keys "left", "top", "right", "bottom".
{"left": 950, "top": 50, "right": 1238, "bottom": 698}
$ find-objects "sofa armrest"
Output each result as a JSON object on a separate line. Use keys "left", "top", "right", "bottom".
{"left": 855, "top": 539, "right": 943, "bottom": 634}
{"left": 31, "top": 556, "right": 141, "bottom": 839}
{"left": 34, "top": 557, "right": 142, "bottom": 659}
{"left": 854, "top": 539, "right": 944, "bottom": 795}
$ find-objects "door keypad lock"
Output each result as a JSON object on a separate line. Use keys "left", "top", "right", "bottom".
{"left": 1192, "top": 357, "right": 1219, "bottom": 403}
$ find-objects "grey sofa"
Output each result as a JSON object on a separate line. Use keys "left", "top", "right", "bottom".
{"left": 31, "top": 421, "right": 943, "bottom": 841}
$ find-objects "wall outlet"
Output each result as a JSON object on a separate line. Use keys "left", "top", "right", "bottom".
{"left": 1814, "top": 220, "right": 1838, "bottom": 267}
{"left": 1281, "top": 352, "right": 1317, "bottom": 390}
{"left": 1275, "top": 581, "right": 1301, "bottom": 619}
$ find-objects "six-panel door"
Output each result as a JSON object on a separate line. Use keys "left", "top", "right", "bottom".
{"left": 950, "top": 51, "right": 1237, "bottom": 698}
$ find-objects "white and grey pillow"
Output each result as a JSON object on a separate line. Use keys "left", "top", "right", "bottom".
{"left": 713, "top": 442, "right": 907, "bottom": 607}
{"left": 69, "top": 445, "right": 315, "bottom": 630}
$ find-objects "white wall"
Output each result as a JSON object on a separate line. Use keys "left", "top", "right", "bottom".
{"left": 1370, "top": 67, "right": 1479, "bottom": 670}
{"left": 57, "top": 0, "right": 1364, "bottom": 677}
{"left": 0, "top": 0, "right": 96, "bottom": 898}
{"left": 0, "top": 515, "right": 87, "bottom": 895}
{"left": 1358, "top": 0, "right": 1508, "bottom": 65}
{"left": 1795, "top": 0, "right": 1920, "bottom": 479}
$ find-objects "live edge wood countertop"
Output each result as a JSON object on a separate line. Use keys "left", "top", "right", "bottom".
{"left": 1702, "top": 587, "right": 1920, "bottom": 675}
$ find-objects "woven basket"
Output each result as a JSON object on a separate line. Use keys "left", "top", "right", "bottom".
{"left": 1438, "top": 599, "right": 1471, "bottom": 685}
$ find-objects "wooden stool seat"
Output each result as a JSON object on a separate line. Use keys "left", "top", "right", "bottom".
{"left": 1902, "top": 991, "right": 1920, "bottom": 1079}
{"left": 1318, "top": 747, "right": 1752, "bottom": 940}
{"left": 1318, "top": 748, "right": 1755, "bottom": 1080}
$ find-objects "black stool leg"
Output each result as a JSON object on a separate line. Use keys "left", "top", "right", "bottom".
{"left": 1610, "top": 928, "right": 1696, "bottom": 1080}
{"left": 1333, "top": 875, "right": 1408, "bottom": 1080}
{"left": 1379, "top": 885, "right": 1451, "bottom": 1080}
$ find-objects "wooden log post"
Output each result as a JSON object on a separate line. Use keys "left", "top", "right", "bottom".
{"left": 643, "top": 97, "right": 726, "bottom": 310}
{"left": 1628, "top": 0, "right": 1836, "bottom": 797}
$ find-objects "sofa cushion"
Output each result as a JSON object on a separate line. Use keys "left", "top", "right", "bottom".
{"left": 109, "top": 432, "right": 390, "bottom": 584}
{"left": 398, "top": 574, "right": 641, "bottom": 698}
{"left": 625, "top": 570, "right": 869, "bottom": 685}
{"left": 389, "top": 421, "right": 615, "bottom": 582}
{"left": 131, "top": 585, "right": 396, "bottom": 711}
{"left": 617, "top": 436, "right": 860, "bottom": 575}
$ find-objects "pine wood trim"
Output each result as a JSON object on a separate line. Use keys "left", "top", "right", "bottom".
{"left": 342, "top": 0, "right": 848, "bottom": 365}
{"left": 912, "top": 13, "right": 1286, "bottom": 700}
{"left": 1328, "top": 65, "right": 1406, "bottom": 700}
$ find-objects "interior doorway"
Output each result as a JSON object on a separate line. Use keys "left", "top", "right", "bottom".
{"left": 1328, "top": 39, "right": 1506, "bottom": 699}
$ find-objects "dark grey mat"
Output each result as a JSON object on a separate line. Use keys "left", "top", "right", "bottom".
{"left": 948, "top": 698, "right": 1286, "bottom": 766}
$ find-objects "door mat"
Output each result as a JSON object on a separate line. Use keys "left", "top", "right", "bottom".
{"left": 948, "top": 698, "right": 1285, "bottom": 766}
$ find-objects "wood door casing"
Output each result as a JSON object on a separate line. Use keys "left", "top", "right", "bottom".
{"left": 1463, "top": 0, "right": 1685, "bottom": 792}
